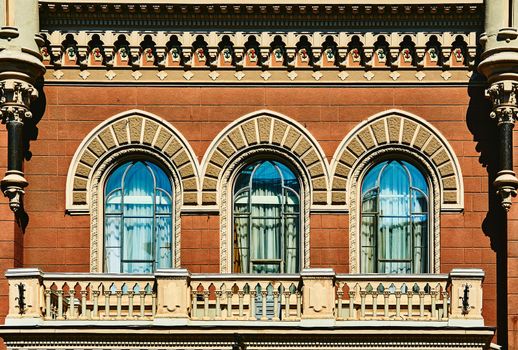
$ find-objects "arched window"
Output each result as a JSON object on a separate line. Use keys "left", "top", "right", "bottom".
{"left": 360, "top": 160, "right": 429, "bottom": 274}
{"left": 104, "top": 160, "right": 173, "bottom": 273}
{"left": 233, "top": 160, "right": 300, "bottom": 274}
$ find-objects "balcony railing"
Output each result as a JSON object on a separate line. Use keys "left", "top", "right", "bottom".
{"left": 5, "top": 268, "right": 485, "bottom": 327}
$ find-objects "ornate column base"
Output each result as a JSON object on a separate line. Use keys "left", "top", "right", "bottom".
{"left": 494, "top": 170, "right": 518, "bottom": 211}
{"left": 1, "top": 170, "right": 28, "bottom": 213}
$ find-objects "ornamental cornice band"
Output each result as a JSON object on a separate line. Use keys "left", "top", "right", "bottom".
{"left": 39, "top": 30, "right": 477, "bottom": 78}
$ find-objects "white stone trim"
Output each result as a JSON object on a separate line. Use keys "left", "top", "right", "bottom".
{"left": 65, "top": 109, "right": 200, "bottom": 212}
{"left": 329, "top": 108, "right": 464, "bottom": 210}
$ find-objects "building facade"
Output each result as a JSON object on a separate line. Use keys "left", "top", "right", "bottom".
{"left": 0, "top": 0, "right": 516, "bottom": 349}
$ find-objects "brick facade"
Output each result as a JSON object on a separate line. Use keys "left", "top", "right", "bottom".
{"left": 2, "top": 85, "right": 502, "bottom": 340}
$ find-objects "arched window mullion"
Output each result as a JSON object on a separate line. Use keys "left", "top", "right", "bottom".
{"left": 361, "top": 159, "right": 429, "bottom": 274}
{"left": 233, "top": 159, "right": 300, "bottom": 274}
{"left": 104, "top": 160, "right": 173, "bottom": 274}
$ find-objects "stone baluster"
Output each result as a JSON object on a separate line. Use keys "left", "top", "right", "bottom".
{"left": 249, "top": 289, "right": 256, "bottom": 320}
{"left": 103, "top": 290, "right": 111, "bottom": 318}
{"left": 283, "top": 289, "right": 291, "bottom": 320}
{"left": 92, "top": 290, "right": 99, "bottom": 319}
{"left": 336, "top": 289, "right": 344, "bottom": 320}
{"left": 57, "top": 289, "right": 64, "bottom": 320}
{"left": 383, "top": 290, "right": 390, "bottom": 319}
{"left": 226, "top": 290, "right": 233, "bottom": 318}
{"left": 345, "top": 290, "right": 353, "bottom": 320}
{"left": 272, "top": 288, "right": 280, "bottom": 321}
{"left": 202, "top": 289, "right": 210, "bottom": 319}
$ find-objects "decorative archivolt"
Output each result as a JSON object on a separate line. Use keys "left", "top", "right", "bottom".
{"left": 65, "top": 110, "right": 200, "bottom": 213}
{"left": 41, "top": 30, "right": 476, "bottom": 71}
{"left": 330, "top": 109, "right": 464, "bottom": 211}
{"left": 200, "top": 110, "right": 330, "bottom": 207}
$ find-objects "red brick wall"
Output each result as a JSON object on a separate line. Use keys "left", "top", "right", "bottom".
{"left": 0, "top": 127, "right": 23, "bottom": 323}
{"left": 508, "top": 128, "right": 518, "bottom": 348}
{"left": 0, "top": 85, "right": 500, "bottom": 341}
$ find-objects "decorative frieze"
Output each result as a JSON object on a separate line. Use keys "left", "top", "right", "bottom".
{"left": 40, "top": 30, "right": 477, "bottom": 83}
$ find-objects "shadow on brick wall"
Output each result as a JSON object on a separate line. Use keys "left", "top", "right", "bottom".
{"left": 466, "top": 73, "right": 507, "bottom": 348}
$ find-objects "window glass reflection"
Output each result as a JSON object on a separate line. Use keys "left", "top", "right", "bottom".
{"left": 360, "top": 160, "right": 429, "bottom": 274}
{"left": 104, "top": 160, "right": 173, "bottom": 273}
{"left": 233, "top": 160, "right": 300, "bottom": 274}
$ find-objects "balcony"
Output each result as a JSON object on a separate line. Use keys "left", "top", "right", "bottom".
{"left": 5, "top": 268, "right": 485, "bottom": 327}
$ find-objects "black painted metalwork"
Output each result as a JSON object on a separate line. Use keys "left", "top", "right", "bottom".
{"left": 462, "top": 284, "right": 470, "bottom": 314}
{"left": 15, "top": 283, "right": 26, "bottom": 315}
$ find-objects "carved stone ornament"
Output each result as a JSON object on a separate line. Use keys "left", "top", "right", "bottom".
{"left": 486, "top": 81, "right": 518, "bottom": 125}
{"left": 0, "top": 80, "right": 38, "bottom": 123}
{"left": 0, "top": 80, "right": 39, "bottom": 212}
{"left": 486, "top": 81, "right": 518, "bottom": 210}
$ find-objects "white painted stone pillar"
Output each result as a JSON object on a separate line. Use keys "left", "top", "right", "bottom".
{"left": 154, "top": 269, "right": 191, "bottom": 322}
{"left": 448, "top": 268, "right": 484, "bottom": 326}
{"left": 300, "top": 268, "right": 335, "bottom": 324}
{"left": 5, "top": 268, "right": 43, "bottom": 324}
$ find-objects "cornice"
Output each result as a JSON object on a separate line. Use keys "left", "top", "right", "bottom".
{"left": 39, "top": 3, "right": 483, "bottom": 31}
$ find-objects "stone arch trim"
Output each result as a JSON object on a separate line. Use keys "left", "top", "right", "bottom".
{"left": 200, "top": 109, "right": 330, "bottom": 206}
{"left": 66, "top": 109, "right": 200, "bottom": 213}
{"left": 330, "top": 109, "right": 464, "bottom": 211}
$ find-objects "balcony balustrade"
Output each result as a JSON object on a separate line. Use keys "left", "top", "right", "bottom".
{"left": 5, "top": 268, "right": 485, "bottom": 327}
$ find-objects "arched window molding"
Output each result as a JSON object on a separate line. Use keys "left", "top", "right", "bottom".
{"left": 219, "top": 146, "right": 311, "bottom": 273}
{"left": 66, "top": 109, "right": 200, "bottom": 213}
{"left": 90, "top": 147, "right": 182, "bottom": 272}
{"left": 348, "top": 146, "right": 441, "bottom": 274}
{"left": 65, "top": 110, "right": 199, "bottom": 272}
{"left": 329, "top": 109, "right": 464, "bottom": 211}
{"left": 200, "top": 109, "right": 330, "bottom": 208}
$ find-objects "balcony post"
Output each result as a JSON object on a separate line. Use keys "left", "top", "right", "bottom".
{"left": 5, "top": 268, "right": 43, "bottom": 324}
{"left": 300, "top": 268, "right": 335, "bottom": 324}
{"left": 448, "top": 268, "right": 484, "bottom": 326}
{"left": 154, "top": 269, "right": 191, "bottom": 321}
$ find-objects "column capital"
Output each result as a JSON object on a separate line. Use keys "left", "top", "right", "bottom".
{"left": 486, "top": 80, "right": 518, "bottom": 125}
{"left": 0, "top": 79, "right": 39, "bottom": 123}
